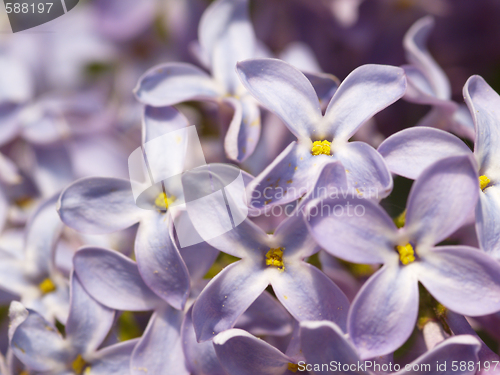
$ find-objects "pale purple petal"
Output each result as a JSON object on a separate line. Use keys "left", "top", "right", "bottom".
{"left": 378, "top": 127, "right": 472, "bottom": 180}
{"left": 396, "top": 335, "right": 480, "bottom": 375}
{"left": 403, "top": 16, "right": 451, "bottom": 100}
{"left": 58, "top": 177, "right": 143, "bottom": 235}
{"left": 247, "top": 142, "right": 334, "bottom": 210}
{"left": 348, "top": 263, "right": 419, "bottom": 359}
{"left": 271, "top": 262, "right": 349, "bottom": 330}
{"left": 464, "top": 75, "right": 500, "bottom": 182}
{"left": 134, "top": 63, "right": 224, "bottom": 106}
{"left": 131, "top": 304, "right": 189, "bottom": 375}
{"left": 9, "top": 302, "right": 69, "bottom": 372}
{"left": 236, "top": 58, "right": 322, "bottom": 139}
{"left": 416, "top": 246, "right": 500, "bottom": 316}
{"left": 0, "top": 260, "right": 30, "bottom": 296}
{"left": 73, "top": 247, "right": 160, "bottom": 311}
{"left": 300, "top": 321, "right": 365, "bottom": 375}
{"left": 90, "top": 339, "right": 139, "bottom": 375}
{"left": 192, "top": 260, "right": 269, "bottom": 342}
{"left": 65, "top": 273, "right": 114, "bottom": 354}
{"left": 135, "top": 212, "right": 190, "bottom": 310}
{"left": 334, "top": 141, "right": 393, "bottom": 199}
{"left": 235, "top": 291, "right": 293, "bottom": 337}
{"left": 476, "top": 186, "right": 500, "bottom": 257}
{"left": 180, "top": 242, "right": 219, "bottom": 285}
{"left": 324, "top": 64, "right": 406, "bottom": 140}
{"left": 272, "top": 210, "right": 319, "bottom": 259}
{"left": 306, "top": 197, "right": 398, "bottom": 264}
{"left": 406, "top": 155, "right": 479, "bottom": 246}
{"left": 182, "top": 306, "right": 227, "bottom": 375}
{"left": 142, "top": 106, "right": 190, "bottom": 144}
{"left": 213, "top": 329, "right": 292, "bottom": 375}
{"left": 224, "top": 95, "right": 261, "bottom": 162}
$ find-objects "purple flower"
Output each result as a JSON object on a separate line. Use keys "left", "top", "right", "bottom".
{"left": 189, "top": 209, "right": 349, "bottom": 342}
{"left": 378, "top": 76, "right": 500, "bottom": 258}
{"left": 236, "top": 58, "right": 406, "bottom": 210}
{"left": 306, "top": 155, "right": 500, "bottom": 358}
{"left": 8, "top": 273, "right": 137, "bottom": 375}
{"left": 402, "top": 16, "right": 474, "bottom": 139}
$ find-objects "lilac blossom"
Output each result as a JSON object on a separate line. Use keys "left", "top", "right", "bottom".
{"left": 378, "top": 76, "right": 500, "bottom": 258}
{"left": 9, "top": 273, "right": 137, "bottom": 375}
{"left": 237, "top": 58, "right": 406, "bottom": 210}
{"left": 402, "top": 16, "right": 474, "bottom": 139}
{"left": 306, "top": 155, "right": 500, "bottom": 358}
{"left": 189, "top": 207, "right": 349, "bottom": 342}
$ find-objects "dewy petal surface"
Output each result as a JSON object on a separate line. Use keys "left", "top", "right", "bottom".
{"left": 406, "top": 155, "right": 479, "bottom": 247}
{"left": 270, "top": 262, "right": 349, "bottom": 331}
{"left": 306, "top": 197, "right": 399, "bottom": 264}
{"left": 58, "top": 177, "right": 143, "bottom": 235}
{"left": 213, "top": 329, "right": 292, "bottom": 375}
{"left": 324, "top": 64, "right": 406, "bottom": 140}
{"left": 134, "top": 62, "right": 224, "bottom": 106}
{"left": 348, "top": 263, "right": 419, "bottom": 359}
{"left": 73, "top": 247, "right": 160, "bottom": 311}
{"left": 378, "top": 127, "right": 472, "bottom": 180}
{"left": 416, "top": 246, "right": 500, "bottom": 316}
{"left": 135, "top": 212, "right": 190, "bottom": 310}
{"left": 237, "top": 58, "right": 322, "bottom": 139}
{"left": 464, "top": 75, "right": 500, "bottom": 182}
{"left": 192, "top": 259, "right": 269, "bottom": 342}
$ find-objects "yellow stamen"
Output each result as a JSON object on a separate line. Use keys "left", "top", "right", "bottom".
{"left": 38, "top": 278, "right": 56, "bottom": 295}
{"left": 394, "top": 209, "right": 406, "bottom": 229}
{"left": 311, "top": 140, "right": 331, "bottom": 156}
{"left": 265, "top": 248, "right": 285, "bottom": 272}
{"left": 288, "top": 363, "right": 299, "bottom": 372}
{"left": 72, "top": 354, "right": 88, "bottom": 375}
{"left": 154, "top": 192, "right": 176, "bottom": 210}
{"left": 479, "top": 175, "right": 491, "bottom": 191}
{"left": 396, "top": 243, "right": 415, "bottom": 265}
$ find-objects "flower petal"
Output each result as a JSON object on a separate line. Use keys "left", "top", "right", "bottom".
{"left": 396, "top": 335, "right": 480, "bottom": 375}
{"left": 306, "top": 197, "right": 398, "bottom": 264}
{"left": 89, "top": 339, "right": 140, "bottom": 375}
{"left": 236, "top": 58, "right": 322, "bottom": 139}
{"left": 378, "top": 127, "right": 472, "bottom": 180}
{"left": 65, "top": 273, "right": 114, "bottom": 354}
{"left": 348, "top": 263, "right": 419, "bottom": 359}
{"left": 131, "top": 304, "right": 189, "bottom": 375}
{"left": 134, "top": 63, "right": 224, "bottom": 106}
{"left": 9, "top": 302, "right": 69, "bottom": 372}
{"left": 135, "top": 212, "right": 190, "bottom": 310}
{"left": 224, "top": 95, "right": 261, "bottom": 162}
{"left": 464, "top": 75, "right": 500, "bottom": 182}
{"left": 58, "top": 177, "right": 143, "bottom": 235}
{"left": 192, "top": 260, "right": 269, "bottom": 342}
{"left": 247, "top": 142, "right": 333, "bottom": 210}
{"left": 300, "top": 321, "right": 364, "bottom": 374}
{"left": 416, "top": 246, "right": 500, "bottom": 316}
{"left": 324, "top": 64, "right": 406, "bottom": 140}
{"left": 182, "top": 306, "right": 226, "bottom": 375}
{"left": 403, "top": 16, "right": 451, "bottom": 100}
{"left": 270, "top": 262, "right": 349, "bottom": 331}
{"left": 406, "top": 155, "right": 479, "bottom": 247}
{"left": 213, "top": 329, "right": 292, "bottom": 375}
{"left": 334, "top": 141, "right": 393, "bottom": 199}
{"left": 73, "top": 247, "right": 160, "bottom": 311}
{"left": 476, "top": 186, "right": 500, "bottom": 257}
{"left": 142, "top": 105, "right": 190, "bottom": 144}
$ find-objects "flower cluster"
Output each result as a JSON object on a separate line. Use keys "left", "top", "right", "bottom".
{"left": 1, "top": 1, "right": 500, "bottom": 375}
